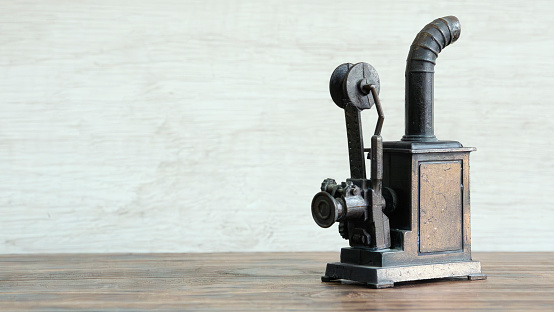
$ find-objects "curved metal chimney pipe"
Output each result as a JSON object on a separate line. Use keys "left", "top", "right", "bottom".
{"left": 402, "top": 16, "right": 461, "bottom": 142}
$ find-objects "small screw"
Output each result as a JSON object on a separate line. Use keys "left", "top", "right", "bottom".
{"left": 358, "top": 79, "right": 373, "bottom": 95}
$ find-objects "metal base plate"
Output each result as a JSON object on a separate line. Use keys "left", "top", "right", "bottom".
{"left": 322, "top": 261, "right": 486, "bottom": 288}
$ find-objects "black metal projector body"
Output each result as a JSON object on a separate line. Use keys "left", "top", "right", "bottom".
{"left": 311, "top": 16, "right": 486, "bottom": 288}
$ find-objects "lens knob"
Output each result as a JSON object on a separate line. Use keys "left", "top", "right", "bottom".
{"left": 311, "top": 192, "right": 342, "bottom": 228}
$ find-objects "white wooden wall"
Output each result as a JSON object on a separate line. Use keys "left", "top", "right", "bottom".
{"left": 1, "top": 0, "right": 552, "bottom": 253}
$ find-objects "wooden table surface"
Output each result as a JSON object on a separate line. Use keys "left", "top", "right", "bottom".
{"left": 0, "top": 252, "right": 552, "bottom": 311}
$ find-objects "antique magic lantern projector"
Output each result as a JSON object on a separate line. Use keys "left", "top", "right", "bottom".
{"left": 311, "top": 16, "right": 486, "bottom": 288}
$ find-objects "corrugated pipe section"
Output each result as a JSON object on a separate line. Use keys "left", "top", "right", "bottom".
{"left": 402, "top": 16, "right": 461, "bottom": 142}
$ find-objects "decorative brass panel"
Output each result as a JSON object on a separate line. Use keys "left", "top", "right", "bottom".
{"left": 419, "top": 161, "right": 463, "bottom": 253}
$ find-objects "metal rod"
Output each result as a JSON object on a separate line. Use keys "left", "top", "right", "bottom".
{"left": 369, "top": 85, "right": 385, "bottom": 136}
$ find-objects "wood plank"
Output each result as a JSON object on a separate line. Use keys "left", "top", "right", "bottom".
{"left": 0, "top": 252, "right": 552, "bottom": 311}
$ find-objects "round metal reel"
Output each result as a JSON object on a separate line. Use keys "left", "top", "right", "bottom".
{"left": 343, "top": 62, "right": 380, "bottom": 110}
{"left": 329, "top": 63, "right": 353, "bottom": 108}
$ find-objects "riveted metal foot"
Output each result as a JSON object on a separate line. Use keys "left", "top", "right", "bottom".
{"left": 468, "top": 274, "right": 487, "bottom": 281}
{"left": 371, "top": 280, "right": 394, "bottom": 289}
{"left": 321, "top": 276, "right": 339, "bottom": 282}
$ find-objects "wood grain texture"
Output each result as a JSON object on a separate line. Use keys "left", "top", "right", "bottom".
{"left": 0, "top": 0, "right": 553, "bottom": 253}
{"left": 0, "top": 252, "right": 552, "bottom": 311}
